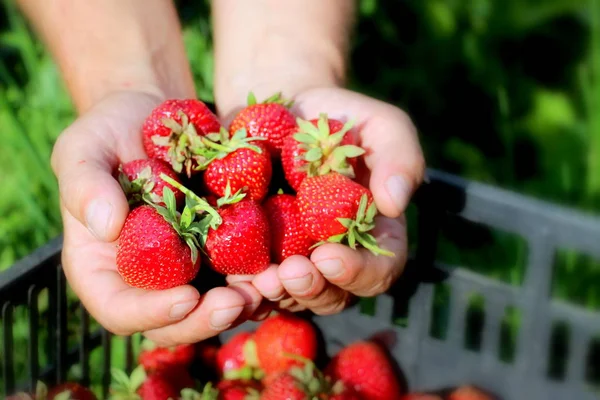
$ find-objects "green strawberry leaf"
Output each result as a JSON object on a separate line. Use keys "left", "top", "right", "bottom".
{"left": 247, "top": 91, "right": 258, "bottom": 106}
{"left": 293, "top": 132, "right": 315, "bottom": 144}
{"left": 304, "top": 148, "right": 323, "bottom": 162}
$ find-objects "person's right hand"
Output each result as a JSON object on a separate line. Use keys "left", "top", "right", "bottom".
{"left": 51, "top": 90, "right": 262, "bottom": 346}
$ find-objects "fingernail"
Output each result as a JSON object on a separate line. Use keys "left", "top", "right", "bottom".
{"left": 210, "top": 306, "right": 244, "bottom": 330}
{"left": 169, "top": 300, "right": 198, "bottom": 320}
{"left": 315, "top": 259, "right": 343, "bottom": 278}
{"left": 385, "top": 175, "right": 411, "bottom": 212}
{"left": 282, "top": 274, "right": 313, "bottom": 293}
{"left": 85, "top": 199, "right": 113, "bottom": 240}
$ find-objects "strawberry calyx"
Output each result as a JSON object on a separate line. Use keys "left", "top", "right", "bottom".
{"left": 294, "top": 114, "right": 365, "bottom": 179}
{"left": 282, "top": 353, "right": 332, "bottom": 398}
{"left": 117, "top": 165, "right": 160, "bottom": 206}
{"left": 109, "top": 365, "right": 146, "bottom": 400}
{"left": 216, "top": 183, "right": 247, "bottom": 208}
{"left": 151, "top": 110, "right": 216, "bottom": 177}
{"left": 316, "top": 193, "right": 395, "bottom": 257}
{"left": 247, "top": 91, "right": 294, "bottom": 108}
{"left": 148, "top": 181, "right": 216, "bottom": 264}
{"left": 194, "top": 127, "right": 267, "bottom": 170}
{"left": 222, "top": 338, "right": 264, "bottom": 381}
{"left": 180, "top": 383, "right": 219, "bottom": 400}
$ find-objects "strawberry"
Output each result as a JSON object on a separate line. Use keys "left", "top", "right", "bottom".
{"left": 402, "top": 394, "right": 443, "bottom": 400}
{"left": 26, "top": 382, "right": 97, "bottom": 400}
{"left": 448, "top": 386, "right": 493, "bottom": 400}
{"left": 325, "top": 341, "right": 403, "bottom": 400}
{"left": 263, "top": 193, "right": 316, "bottom": 263}
{"left": 259, "top": 374, "right": 307, "bottom": 400}
{"left": 228, "top": 92, "right": 297, "bottom": 157}
{"left": 253, "top": 312, "right": 317, "bottom": 376}
{"left": 202, "top": 128, "right": 272, "bottom": 202}
{"left": 110, "top": 365, "right": 193, "bottom": 400}
{"left": 216, "top": 332, "right": 260, "bottom": 379}
{"left": 138, "top": 339, "right": 195, "bottom": 374}
{"left": 116, "top": 186, "right": 219, "bottom": 290}
{"left": 282, "top": 114, "right": 364, "bottom": 191}
{"left": 118, "top": 159, "right": 184, "bottom": 207}
{"left": 142, "top": 99, "right": 222, "bottom": 177}
{"left": 215, "top": 380, "right": 262, "bottom": 400}
{"left": 296, "top": 173, "right": 393, "bottom": 256}
{"left": 205, "top": 195, "right": 271, "bottom": 275}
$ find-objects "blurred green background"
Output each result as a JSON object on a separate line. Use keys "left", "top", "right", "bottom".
{"left": 1, "top": 0, "right": 600, "bottom": 394}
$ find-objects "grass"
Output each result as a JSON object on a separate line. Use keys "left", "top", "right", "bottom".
{"left": 1, "top": 0, "right": 600, "bottom": 395}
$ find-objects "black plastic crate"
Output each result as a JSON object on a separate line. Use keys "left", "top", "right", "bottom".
{"left": 1, "top": 169, "right": 600, "bottom": 400}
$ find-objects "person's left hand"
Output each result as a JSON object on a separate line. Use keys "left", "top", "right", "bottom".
{"left": 222, "top": 86, "right": 425, "bottom": 317}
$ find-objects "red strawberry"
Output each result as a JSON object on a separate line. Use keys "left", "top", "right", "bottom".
{"left": 330, "top": 387, "right": 363, "bottom": 400}
{"left": 110, "top": 365, "right": 194, "bottom": 400}
{"left": 46, "top": 383, "right": 97, "bottom": 400}
{"left": 215, "top": 380, "right": 262, "bottom": 400}
{"left": 296, "top": 173, "right": 393, "bottom": 256}
{"left": 448, "top": 386, "right": 493, "bottom": 400}
{"left": 216, "top": 332, "right": 256, "bottom": 378}
{"left": 325, "top": 341, "right": 403, "bottom": 400}
{"left": 282, "top": 114, "right": 364, "bottom": 191}
{"left": 116, "top": 185, "right": 218, "bottom": 289}
{"left": 259, "top": 374, "right": 306, "bottom": 400}
{"left": 202, "top": 129, "right": 272, "bottom": 202}
{"left": 253, "top": 312, "right": 317, "bottom": 376}
{"left": 263, "top": 193, "right": 316, "bottom": 263}
{"left": 142, "top": 99, "right": 222, "bottom": 177}
{"left": 205, "top": 198, "right": 271, "bottom": 275}
{"left": 229, "top": 92, "right": 297, "bottom": 157}
{"left": 118, "top": 159, "right": 184, "bottom": 207}
{"left": 138, "top": 340, "right": 195, "bottom": 374}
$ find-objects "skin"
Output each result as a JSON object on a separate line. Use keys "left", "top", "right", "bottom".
{"left": 16, "top": 0, "right": 425, "bottom": 345}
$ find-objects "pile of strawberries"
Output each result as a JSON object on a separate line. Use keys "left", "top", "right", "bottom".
{"left": 115, "top": 93, "right": 393, "bottom": 289}
{"left": 7, "top": 312, "right": 495, "bottom": 400}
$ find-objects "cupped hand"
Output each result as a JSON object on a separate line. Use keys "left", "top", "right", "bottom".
{"left": 51, "top": 90, "right": 262, "bottom": 345}
{"left": 226, "top": 87, "right": 425, "bottom": 316}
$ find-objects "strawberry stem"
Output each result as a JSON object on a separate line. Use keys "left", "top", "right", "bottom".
{"left": 159, "top": 173, "right": 222, "bottom": 226}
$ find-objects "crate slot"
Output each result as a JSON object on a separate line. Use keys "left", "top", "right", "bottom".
{"left": 479, "top": 294, "right": 506, "bottom": 363}
{"left": 79, "top": 303, "right": 90, "bottom": 387}
{"left": 566, "top": 329, "right": 590, "bottom": 382}
{"left": 547, "top": 321, "right": 570, "bottom": 381}
{"left": 585, "top": 336, "right": 600, "bottom": 386}
{"left": 464, "top": 293, "right": 485, "bottom": 352}
{"left": 2, "top": 301, "right": 15, "bottom": 396}
{"left": 101, "top": 329, "right": 112, "bottom": 400}
{"left": 429, "top": 283, "right": 451, "bottom": 340}
{"left": 499, "top": 305, "right": 521, "bottom": 364}
{"left": 27, "top": 285, "right": 39, "bottom": 393}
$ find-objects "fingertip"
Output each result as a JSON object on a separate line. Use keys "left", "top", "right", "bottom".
{"left": 252, "top": 266, "right": 285, "bottom": 301}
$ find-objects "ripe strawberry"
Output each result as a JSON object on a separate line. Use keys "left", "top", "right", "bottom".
{"left": 205, "top": 198, "right": 271, "bottom": 275}
{"left": 229, "top": 92, "right": 297, "bottom": 157}
{"left": 116, "top": 186, "right": 218, "bottom": 290}
{"left": 448, "top": 386, "right": 492, "bottom": 400}
{"left": 253, "top": 312, "right": 317, "bottom": 375}
{"left": 110, "top": 365, "right": 192, "bottom": 400}
{"left": 296, "top": 173, "right": 393, "bottom": 256}
{"left": 142, "top": 99, "right": 221, "bottom": 177}
{"left": 326, "top": 341, "right": 403, "bottom": 400}
{"left": 329, "top": 387, "right": 363, "bottom": 400}
{"left": 259, "top": 374, "right": 307, "bottom": 400}
{"left": 216, "top": 332, "right": 259, "bottom": 379}
{"left": 282, "top": 114, "right": 364, "bottom": 191}
{"left": 138, "top": 339, "right": 195, "bottom": 374}
{"left": 263, "top": 193, "right": 316, "bottom": 263}
{"left": 118, "top": 159, "right": 184, "bottom": 207}
{"left": 202, "top": 128, "right": 272, "bottom": 202}
{"left": 44, "top": 382, "right": 97, "bottom": 400}
{"left": 215, "top": 380, "right": 262, "bottom": 400}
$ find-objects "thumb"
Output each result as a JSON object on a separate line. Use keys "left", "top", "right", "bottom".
{"left": 51, "top": 116, "right": 133, "bottom": 242}
{"left": 361, "top": 108, "right": 426, "bottom": 218}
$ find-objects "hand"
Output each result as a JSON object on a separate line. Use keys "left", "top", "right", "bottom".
{"left": 226, "top": 87, "right": 425, "bottom": 316}
{"left": 51, "top": 90, "right": 262, "bottom": 346}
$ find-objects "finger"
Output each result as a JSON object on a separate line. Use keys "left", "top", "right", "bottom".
{"left": 62, "top": 216, "right": 201, "bottom": 336}
{"left": 250, "top": 301, "right": 275, "bottom": 321}
{"left": 278, "top": 256, "right": 350, "bottom": 315}
{"left": 143, "top": 286, "right": 251, "bottom": 346}
{"left": 252, "top": 266, "right": 288, "bottom": 301}
{"left": 310, "top": 216, "right": 407, "bottom": 297}
{"left": 228, "top": 282, "right": 263, "bottom": 322}
{"left": 226, "top": 275, "right": 256, "bottom": 284}
{"left": 51, "top": 96, "right": 149, "bottom": 242}
{"left": 293, "top": 89, "right": 425, "bottom": 218}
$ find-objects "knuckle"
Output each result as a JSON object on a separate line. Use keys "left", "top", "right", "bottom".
{"left": 313, "top": 298, "right": 347, "bottom": 316}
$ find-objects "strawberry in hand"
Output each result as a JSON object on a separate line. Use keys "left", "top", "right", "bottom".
{"left": 282, "top": 113, "right": 364, "bottom": 191}
{"left": 228, "top": 92, "right": 297, "bottom": 157}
